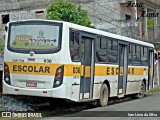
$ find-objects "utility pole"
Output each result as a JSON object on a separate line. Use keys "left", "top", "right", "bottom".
{"left": 143, "top": 5, "right": 148, "bottom": 41}
{"left": 154, "top": 9, "right": 158, "bottom": 42}
{"left": 131, "top": 0, "right": 137, "bottom": 39}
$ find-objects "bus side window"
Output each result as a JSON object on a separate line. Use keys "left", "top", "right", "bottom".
{"left": 100, "top": 37, "right": 107, "bottom": 49}
{"left": 96, "top": 50, "right": 107, "bottom": 62}
{"left": 96, "top": 37, "right": 107, "bottom": 62}
{"left": 128, "top": 44, "right": 132, "bottom": 65}
{"left": 107, "top": 39, "right": 118, "bottom": 64}
{"left": 70, "top": 31, "right": 80, "bottom": 61}
{"left": 141, "top": 47, "right": 148, "bottom": 66}
{"left": 133, "top": 45, "right": 141, "bottom": 65}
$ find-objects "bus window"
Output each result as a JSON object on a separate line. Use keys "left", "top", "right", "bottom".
{"left": 8, "top": 21, "right": 61, "bottom": 54}
{"left": 112, "top": 40, "right": 118, "bottom": 51}
{"left": 107, "top": 38, "right": 111, "bottom": 50}
{"left": 106, "top": 39, "right": 118, "bottom": 64}
{"left": 141, "top": 47, "right": 148, "bottom": 66}
{"left": 128, "top": 44, "right": 132, "bottom": 65}
{"left": 96, "top": 37, "right": 100, "bottom": 49}
{"left": 107, "top": 51, "right": 117, "bottom": 63}
{"left": 133, "top": 45, "right": 141, "bottom": 65}
{"left": 100, "top": 38, "right": 107, "bottom": 49}
{"left": 96, "top": 50, "right": 107, "bottom": 62}
{"left": 70, "top": 31, "right": 80, "bottom": 61}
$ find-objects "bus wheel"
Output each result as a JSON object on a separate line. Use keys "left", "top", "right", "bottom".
{"left": 13, "top": 42, "right": 16, "bottom": 46}
{"left": 25, "top": 42, "right": 29, "bottom": 46}
{"left": 97, "top": 83, "right": 109, "bottom": 107}
{"left": 137, "top": 82, "right": 145, "bottom": 99}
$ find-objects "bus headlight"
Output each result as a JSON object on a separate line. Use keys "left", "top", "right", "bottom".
{"left": 53, "top": 65, "right": 64, "bottom": 88}
{"left": 4, "top": 63, "right": 11, "bottom": 85}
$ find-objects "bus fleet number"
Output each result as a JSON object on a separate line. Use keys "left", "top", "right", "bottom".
{"left": 73, "top": 67, "right": 80, "bottom": 74}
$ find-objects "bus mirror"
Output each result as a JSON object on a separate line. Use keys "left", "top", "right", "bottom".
{"left": 5, "top": 26, "right": 8, "bottom": 31}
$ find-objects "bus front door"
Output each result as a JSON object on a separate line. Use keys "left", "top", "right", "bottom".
{"left": 118, "top": 44, "right": 128, "bottom": 97}
{"left": 80, "top": 33, "right": 95, "bottom": 100}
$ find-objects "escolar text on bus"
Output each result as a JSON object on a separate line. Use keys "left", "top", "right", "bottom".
{"left": 13, "top": 65, "right": 50, "bottom": 73}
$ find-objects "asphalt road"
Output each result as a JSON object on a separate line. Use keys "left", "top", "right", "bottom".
{"left": 40, "top": 92, "right": 160, "bottom": 120}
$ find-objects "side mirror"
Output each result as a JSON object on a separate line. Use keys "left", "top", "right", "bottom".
{"left": 5, "top": 26, "right": 8, "bottom": 31}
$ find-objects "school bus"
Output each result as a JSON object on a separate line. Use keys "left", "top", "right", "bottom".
{"left": 12, "top": 34, "right": 32, "bottom": 46}
{"left": 3, "top": 20, "right": 154, "bottom": 106}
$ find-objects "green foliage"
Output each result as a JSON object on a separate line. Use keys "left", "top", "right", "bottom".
{"left": 46, "top": 0, "right": 95, "bottom": 28}
{"left": 0, "top": 35, "right": 5, "bottom": 52}
{"left": 158, "top": 21, "right": 160, "bottom": 26}
{"left": 145, "top": 88, "right": 160, "bottom": 94}
{"left": 147, "top": 18, "right": 154, "bottom": 29}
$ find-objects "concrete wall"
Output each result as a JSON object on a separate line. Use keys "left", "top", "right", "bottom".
{"left": 148, "top": 26, "right": 160, "bottom": 42}
{"left": 0, "top": 0, "right": 51, "bottom": 23}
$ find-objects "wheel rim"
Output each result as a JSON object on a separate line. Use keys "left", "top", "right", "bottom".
{"left": 139, "top": 84, "right": 144, "bottom": 96}
{"left": 102, "top": 89, "right": 107, "bottom": 103}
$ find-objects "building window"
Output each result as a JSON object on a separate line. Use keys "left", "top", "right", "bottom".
{"left": 2, "top": 14, "right": 9, "bottom": 24}
{"left": 125, "top": 14, "right": 131, "bottom": 20}
{"left": 35, "top": 11, "right": 44, "bottom": 16}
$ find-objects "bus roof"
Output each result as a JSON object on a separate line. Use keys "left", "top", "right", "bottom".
{"left": 8, "top": 19, "right": 154, "bottom": 48}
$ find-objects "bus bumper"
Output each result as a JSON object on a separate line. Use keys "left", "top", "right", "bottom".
{"left": 3, "top": 80, "right": 66, "bottom": 98}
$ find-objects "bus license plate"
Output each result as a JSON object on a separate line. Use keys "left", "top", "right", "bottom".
{"left": 26, "top": 82, "right": 37, "bottom": 87}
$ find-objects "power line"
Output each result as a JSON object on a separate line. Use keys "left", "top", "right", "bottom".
{"left": 83, "top": 1, "right": 141, "bottom": 39}
{"left": 86, "top": 5, "right": 120, "bottom": 27}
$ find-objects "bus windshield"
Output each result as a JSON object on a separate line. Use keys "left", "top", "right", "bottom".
{"left": 8, "top": 21, "right": 62, "bottom": 54}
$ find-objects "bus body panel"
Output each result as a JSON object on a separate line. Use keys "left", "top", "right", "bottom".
{"left": 3, "top": 80, "right": 67, "bottom": 98}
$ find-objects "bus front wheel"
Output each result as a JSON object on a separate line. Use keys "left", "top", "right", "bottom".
{"left": 97, "top": 83, "right": 109, "bottom": 107}
{"left": 136, "top": 82, "right": 145, "bottom": 99}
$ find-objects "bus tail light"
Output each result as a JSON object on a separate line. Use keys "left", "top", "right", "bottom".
{"left": 53, "top": 65, "right": 64, "bottom": 88}
{"left": 4, "top": 63, "right": 11, "bottom": 85}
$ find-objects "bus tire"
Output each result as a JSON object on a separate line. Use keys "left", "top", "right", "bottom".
{"left": 136, "top": 82, "right": 145, "bottom": 99}
{"left": 13, "top": 42, "right": 16, "bottom": 46}
{"left": 25, "top": 42, "right": 29, "bottom": 46}
{"left": 97, "top": 83, "right": 109, "bottom": 107}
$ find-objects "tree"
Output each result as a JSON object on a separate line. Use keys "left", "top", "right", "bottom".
{"left": 147, "top": 18, "right": 154, "bottom": 29}
{"left": 46, "top": 0, "right": 95, "bottom": 28}
{"left": 0, "top": 36, "right": 5, "bottom": 52}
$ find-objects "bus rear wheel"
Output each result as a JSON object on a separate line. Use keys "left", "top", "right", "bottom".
{"left": 97, "top": 83, "right": 109, "bottom": 107}
{"left": 136, "top": 82, "right": 145, "bottom": 99}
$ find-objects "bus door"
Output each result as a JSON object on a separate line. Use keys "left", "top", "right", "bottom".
{"left": 148, "top": 49, "right": 154, "bottom": 89}
{"left": 118, "top": 43, "right": 128, "bottom": 97}
{"left": 79, "top": 33, "right": 95, "bottom": 100}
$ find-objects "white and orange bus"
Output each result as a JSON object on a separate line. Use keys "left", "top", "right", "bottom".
{"left": 3, "top": 20, "right": 154, "bottom": 106}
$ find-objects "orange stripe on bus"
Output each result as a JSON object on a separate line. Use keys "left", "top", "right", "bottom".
{"left": 5, "top": 62, "right": 148, "bottom": 76}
